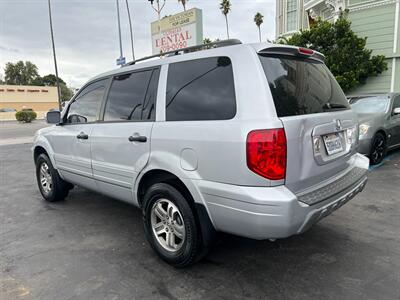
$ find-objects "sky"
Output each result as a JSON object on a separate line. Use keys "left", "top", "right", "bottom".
{"left": 0, "top": 0, "right": 276, "bottom": 88}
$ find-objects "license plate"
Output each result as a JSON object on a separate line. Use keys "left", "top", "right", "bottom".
{"left": 323, "top": 133, "right": 343, "bottom": 155}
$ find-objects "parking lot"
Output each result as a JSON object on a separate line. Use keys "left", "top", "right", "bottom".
{"left": 1, "top": 122, "right": 400, "bottom": 299}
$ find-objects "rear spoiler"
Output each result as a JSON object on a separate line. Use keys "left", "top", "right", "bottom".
{"left": 258, "top": 46, "right": 325, "bottom": 63}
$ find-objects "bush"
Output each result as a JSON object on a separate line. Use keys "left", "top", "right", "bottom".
{"left": 15, "top": 110, "right": 37, "bottom": 123}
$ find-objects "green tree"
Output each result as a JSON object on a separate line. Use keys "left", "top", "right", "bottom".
{"left": 60, "top": 83, "right": 73, "bottom": 102}
{"left": 220, "top": 0, "right": 232, "bottom": 39}
{"left": 254, "top": 12, "right": 264, "bottom": 43}
{"left": 203, "top": 38, "right": 212, "bottom": 45}
{"left": 34, "top": 74, "right": 72, "bottom": 102}
{"left": 284, "top": 13, "right": 387, "bottom": 92}
{"left": 4, "top": 61, "right": 40, "bottom": 85}
{"left": 203, "top": 38, "right": 221, "bottom": 49}
{"left": 33, "top": 74, "right": 66, "bottom": 86}
{"left": 178, "top": 0, "right": 187, "bottom": 11}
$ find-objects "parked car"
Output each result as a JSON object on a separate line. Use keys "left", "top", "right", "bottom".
{"left": 33, "top": 40, "right": 369, "bottom": 267}
{"left": 349, "top": 93, "right": 400, "bottom": 165}
{"left": 0, "top": 108, "right": 16, "bottom": 112}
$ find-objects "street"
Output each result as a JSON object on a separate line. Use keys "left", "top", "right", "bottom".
{"left": 0, "top": 122, "right": 400, "bottom": 299}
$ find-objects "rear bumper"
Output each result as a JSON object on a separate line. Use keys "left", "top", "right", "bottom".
{"left": 196, "top": 153, "right": 369, "bottom": 240}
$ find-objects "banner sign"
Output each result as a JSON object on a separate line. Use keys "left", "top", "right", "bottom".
{"left": 151, "top": 8, "right": 203, "bottom": 54}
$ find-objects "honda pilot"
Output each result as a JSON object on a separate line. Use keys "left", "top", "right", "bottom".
{"left": 33, "top": 40, "right": 369, "bottom": 267}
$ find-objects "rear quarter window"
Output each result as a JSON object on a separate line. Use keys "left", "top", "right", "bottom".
{"left": 259, "top": 55, "right": 350, "bottom": 117}
{"left": 166, "top": 56, "right": 236, "bottom": 121}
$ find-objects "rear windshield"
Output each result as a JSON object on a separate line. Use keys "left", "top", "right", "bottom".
{"left": 259, "top": 54, "right": 350, "bottom": 117}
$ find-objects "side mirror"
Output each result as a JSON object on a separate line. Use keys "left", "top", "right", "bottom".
{"left": 393, "top": 107, "right": 400, "bottom": 116}
{"left": 46, "top": 110, "right": 61, "bottom": 124}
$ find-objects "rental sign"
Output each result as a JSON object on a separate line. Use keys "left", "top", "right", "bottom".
{"left": 151, "top": 8, "right": 203, "bottom": 54}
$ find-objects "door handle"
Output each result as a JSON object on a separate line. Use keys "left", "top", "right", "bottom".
{"left": 128, "top": 135, "right": 147, "bottom": 143}
{"left": 76, "top": 132, "right": 89, "bottom": 140}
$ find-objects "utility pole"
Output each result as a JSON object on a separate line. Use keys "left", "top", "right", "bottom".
{"left": 125, "top": 0, "right": 135, "bottom": 61}
{"left": 116, "top": 0, "right": 125, "bottom": 66}
{"left": 47, "top": 0, "right": 62, "bottom": 111}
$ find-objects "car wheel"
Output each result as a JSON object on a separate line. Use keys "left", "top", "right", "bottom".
{"left": 142, "top": 183, "right": 203, "bottom": 268}
{"left": 35, "top": 153, "right": 71, "bottom": 202}
{"left": 369, "top": 133, "right": 386, "bottom": 165}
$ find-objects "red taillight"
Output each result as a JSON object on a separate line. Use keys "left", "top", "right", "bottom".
{"left": 246, "top": 129, "right": 287, "bottom": 180}
{"left": 298, "top": 47, "right": 314, "bottom": 56}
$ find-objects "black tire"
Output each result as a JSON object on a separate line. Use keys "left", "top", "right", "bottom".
{"left": 35, "top": 153, "right": 71, "bottom": 202}
{"left": 369, "top": 133, "right": 387, "bottom": 165}
{"left": 142, "top": 183, "right": 204, "bottom": 268}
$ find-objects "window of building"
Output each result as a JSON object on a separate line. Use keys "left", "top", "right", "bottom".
{"left": 286, "top": 0, "right": 298, "bottom": 32}
{"left": 165, "top": 57, "right": 236, "bottom": 121}
{"left": 348, "top": 0, "right": 375, "bottom": 6}
{"left": 66, "top": 79, "right": 108, "bottom": 124}
{"left": 104, "top": 68, "right": 159, "bottom": 121}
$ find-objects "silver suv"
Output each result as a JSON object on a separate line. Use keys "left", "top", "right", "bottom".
{"left": 33, "top": 40, "right": 369, "bottom": 267}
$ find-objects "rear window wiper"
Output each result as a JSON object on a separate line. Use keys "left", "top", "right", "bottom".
{"left": 323, "top": 103, "right": 348, "bottom": 110}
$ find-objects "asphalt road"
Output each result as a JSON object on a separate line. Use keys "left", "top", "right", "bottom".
{"left": 1, "top": 143, "right": 400, "bottom": 299}
{"left": 0, "top": 121, "right": 49, "bottom": 146}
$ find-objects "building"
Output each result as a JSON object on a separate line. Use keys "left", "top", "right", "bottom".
{"left": 276, "top": 0, "right": 309, "bottom": 38}
{"left": 275, "top": 0, "right": 400, "bottom": 93}
{"left": 0, "top": 85, "right": 58, "bottom": 119}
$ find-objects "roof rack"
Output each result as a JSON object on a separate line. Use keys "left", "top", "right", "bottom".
{"left": 124, "top": 39, "right": 242, "bottom": 66}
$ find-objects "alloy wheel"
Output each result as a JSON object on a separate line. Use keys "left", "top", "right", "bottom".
{"left": 371, "top": 136, "right": 385, "bottom": 164}
{"left": 150, "top": 198, "right": 186, "bottom": 252}
{"left": 39, "top": 162, "right": 53, "bottom": 195}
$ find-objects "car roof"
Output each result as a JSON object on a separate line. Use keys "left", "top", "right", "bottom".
{"left": 87, "top": 41, "right": 325, "bottom": 86}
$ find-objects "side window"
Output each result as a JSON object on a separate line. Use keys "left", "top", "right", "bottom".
{"left": 394, "top": 96, "right": 400, "bottom": 109}
{"left": 142, "top": 69, "right": 160, "bottom": 120}
{"left": 66, "top": 79, "right": 107, "bottom": 124}
{"left": 104, "top": 68, "right": 158, "bottom": 121}
{"left": 166, "top": 57, "right": 236, "bottom": 121}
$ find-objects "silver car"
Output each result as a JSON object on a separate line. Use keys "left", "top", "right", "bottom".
{"left": 349, "top": 93, "right": 400, "bottom": 165}
{"left": 33, "top": 41, "right": 369, "bottom": 267}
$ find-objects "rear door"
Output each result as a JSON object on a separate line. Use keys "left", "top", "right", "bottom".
{"left": 259, "top": 50, "right": 358, "bottom": 194}
{"left": 389, "top": 95, "right": 400, "bottom": 147}
{"left": 90, "top": 68, "right": 159, "bottom": 203}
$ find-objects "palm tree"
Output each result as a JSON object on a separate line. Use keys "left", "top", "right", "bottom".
{"left": 178, "top": 0, "right": 187, "bottom": 11}
{"left": 254, "top": 12, "right": 264, "bottom": 42}
{"left": 220, "top": 0, "right": 231, "bottom": 39}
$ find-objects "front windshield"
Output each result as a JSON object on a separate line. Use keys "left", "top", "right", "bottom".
{"left": 350, "top": 96, "right": 390, "bottom": 114}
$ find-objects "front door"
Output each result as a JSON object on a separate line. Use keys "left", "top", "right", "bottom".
{"left": 50, "top": 78, "right": 109, "bottom": 190}
{"left": 90, "top": 68, "right": 160, "bottom": 203}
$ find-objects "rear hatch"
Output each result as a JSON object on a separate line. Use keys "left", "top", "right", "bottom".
{"left": 258, "top": 47, "right": 358, "bottom": 194}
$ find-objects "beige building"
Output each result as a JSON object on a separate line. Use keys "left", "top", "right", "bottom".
{"left": 0, "top": 85, "right": 59, "bottom": 119}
